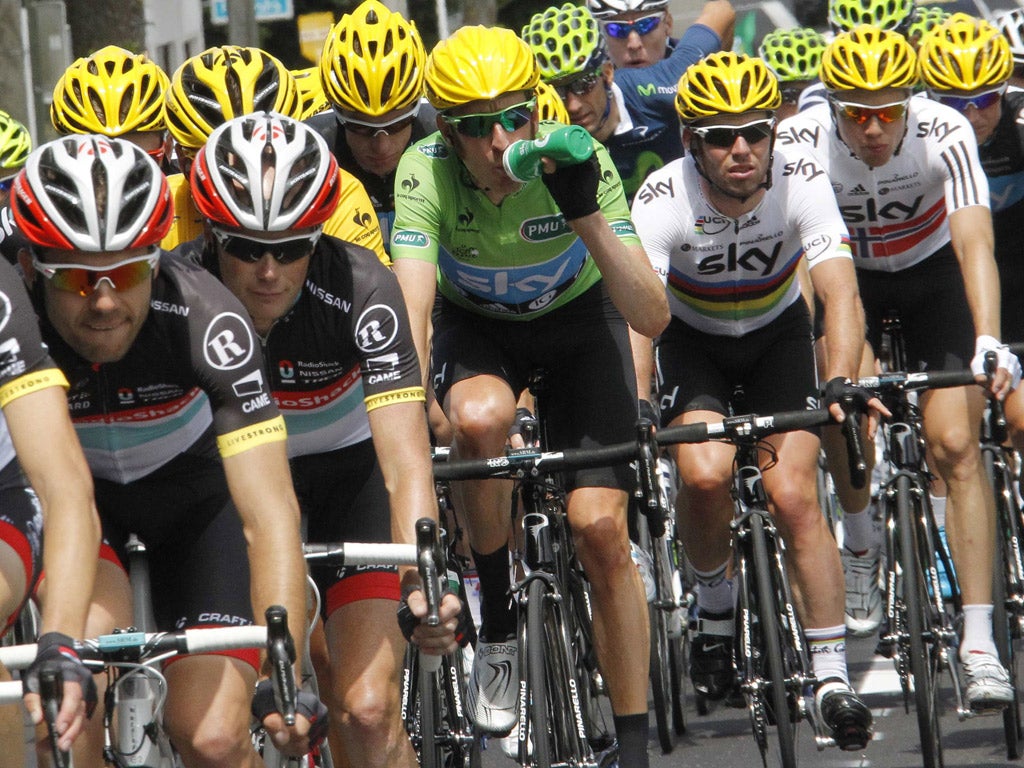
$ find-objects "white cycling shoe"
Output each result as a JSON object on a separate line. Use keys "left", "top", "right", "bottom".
{"left": 466, "top": 637, "right": 519, "bottom": 734}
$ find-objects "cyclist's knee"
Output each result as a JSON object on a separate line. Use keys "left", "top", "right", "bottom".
{"left": 678, "top": 462, "right": 731, "bottom": 501}
{"left": 167, "top": 707, "right": 253, "bottom": 767}
{"left": 333, "top": 679, "right": 402, "bottom": 743}
{"left": 449, "top": 400, "right": 514, "bottom": 451}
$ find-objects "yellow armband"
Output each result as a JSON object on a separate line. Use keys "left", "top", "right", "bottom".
{"left": 0, "top": 368, "right": 69, "bottom": 409}
{"left": 364, "top": 386, "right": 426, "bottom": 413}
{"left": 216, "top": 415, "right": 288, "bottom": 458}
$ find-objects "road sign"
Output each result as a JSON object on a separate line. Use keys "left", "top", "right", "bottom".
{"left": 210, "top": 0, "right": 295, "bottom": 26}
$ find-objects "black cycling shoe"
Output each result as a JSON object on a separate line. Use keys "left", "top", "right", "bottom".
{"left": 815, "top": 678, "right": 873, "bottom": 751}
{"left": 690, "top": 632, "right": 735, "bottom": 701}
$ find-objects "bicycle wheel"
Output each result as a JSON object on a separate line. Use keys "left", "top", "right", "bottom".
{"left": 988, "top": 449, "right": 1023, "bottom": 760}
{"left": 750, "top": 511, "right": 798, "bottom": 768}
{"left": 895, "top": 475, "right": 944, "bottom": 768}
{"left": 524, "top": 575, "right": 591, "bottom": 768}
{"left": 650, "top": 603, "right": 675, "bottom": 753}
{"left": 416, "top": 650, "right": 444, "bottom": 768}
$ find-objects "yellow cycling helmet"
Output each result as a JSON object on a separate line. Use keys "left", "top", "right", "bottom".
{"left": 675, "top": 52, "right": 781, "bottom": 122}
{"left": 820, "top": 26, "right": 919, "bottom": 92}
{"left": 536, "top": 80, "right": 570, "bottom": 123}
{"left": 292, "top": 67, "right": 331, "bottom": 119}
{"left": 0, "top": 110, "right": 31, "bottom": 174}
{"left": 319, "top": 0, "right": 425, "bottom": 117}
{"left": 51, "top": 45, "right": 168, "bottom": 136}
{"left": 918, "top": 13, "right": 1012, "bottom": 91}
{"left": 424, "top": 26, "right": 540, "bottom": 110}
{"left": 165, "top": 46, "right": 301, "bottom": 152}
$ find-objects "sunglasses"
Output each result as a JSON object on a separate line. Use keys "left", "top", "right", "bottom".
{"left": 780, "top": 86, "right": 804, "bottom": 104}
{"left": 212, "top": 228, "right": 320, "bottom": 264}
{"left": 0, "top": 177, "right": 13, "bottom": 193}
{"left": 553, "top": 70, "right": 603, "bottom": 100}
{"left": 600, "top": 13, "right": 664, "bottom": 39}
{"left": 442, "top": 99, "right": 536, "bottom": 139}
{"left": 929, "top": 85, "right": 1005, "bottom": 113}
{"left": 334, "top": 106, "right": 418, "bottom": 137}
{"left": 690, "top": 118, "right": 776, "bottom": 148}
{"left": 831, "top": 98, "right": 909, "bottom": 125}
{"left": 32, "top": 249, "right": 160, "bottom": 296}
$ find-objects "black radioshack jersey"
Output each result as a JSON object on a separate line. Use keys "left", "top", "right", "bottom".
{"left": 0, "top": 256, "right": 67, "bottom": 469}
{"left": 0, "top": 205, "right": 29, "bottom": 266}
{"left": 191, "top": 234, "right": 423, "bottom": 457}
{"left": 32, "top": 253, "right": 286, "bottom": 484}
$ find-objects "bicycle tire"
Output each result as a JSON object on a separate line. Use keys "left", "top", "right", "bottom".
{"left": 670, "top": 626, "right": 688, "bottom": 736}
{"left": 416, "top": 651, "right": 443, "bottom": 768}
{"left": 895, "top": 474, "right": 944, "bottom": 768}
{"left": 750, "top": 511, "right": 798, "bottom": 768}
{"left": 650, "top": 603, "right": 675, "bottom": 753}
{"left": 987, "top": 448, "right": 1023, "bottom": 760}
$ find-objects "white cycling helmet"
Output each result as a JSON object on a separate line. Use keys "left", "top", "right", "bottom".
{"left": 995, "top": 9, "right": 1024, "bottom": 67}
{"left": 12, "top": 135, "right": 172, "bottom": 252}
{"left": 190, "top": 111, "right": 340, "bottom": 232}
{"left": 587, "top": 0, "right": 669, "bottom": 20}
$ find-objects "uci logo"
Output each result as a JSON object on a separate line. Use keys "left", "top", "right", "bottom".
{"left": 202, "top": 312, "right": 254, "bottom": 371}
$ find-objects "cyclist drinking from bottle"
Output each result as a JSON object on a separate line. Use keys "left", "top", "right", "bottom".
{"left": 391, "top": 25, "right": 668, "bottom": 768}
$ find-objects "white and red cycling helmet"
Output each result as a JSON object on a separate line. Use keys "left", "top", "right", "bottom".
{"left": 12, "top": 135, "right": 172, "bottom": 251}
{"left": 587, "top": 0, "right": 669, "bottom": 20}
{"left": 190, "top": 111, "right": 340, "bottom": 232}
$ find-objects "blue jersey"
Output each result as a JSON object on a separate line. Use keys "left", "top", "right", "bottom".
{"left": 606, "top": 23, "right": 722, "bottom": 201}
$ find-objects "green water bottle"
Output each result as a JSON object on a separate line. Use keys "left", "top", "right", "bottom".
{"left": 502, "top": 124, "right": 594, "bottom": 183}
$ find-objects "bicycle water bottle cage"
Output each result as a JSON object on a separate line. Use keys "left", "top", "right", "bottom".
{"left": 736, "top": 464, "right": 769, "bottom": 507}
{"left": 523, "top": 511, "right": 556, "bottom": 569}
{"left": 889, "top": 422, "right": 920, "bottom": 468}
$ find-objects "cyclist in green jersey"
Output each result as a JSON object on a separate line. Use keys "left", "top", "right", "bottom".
{"left": 391, "top": 25, "right": 668, "bottom": 768}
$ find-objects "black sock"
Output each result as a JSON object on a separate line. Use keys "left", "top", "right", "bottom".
{"left": 613, "top": 712, "right": 649, "bottom": 768}
{"left": 470, "top": 544, "right": 515, "bottom": 641}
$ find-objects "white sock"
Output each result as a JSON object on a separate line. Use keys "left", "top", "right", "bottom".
{"left": 805, "top": 624, "right": 849, "bottom": 685}
{"left": 960, "top": 604, "right": 999, "bottom": 659}
{"left": 842, "top": 502, "right": 878, "bottom": 555}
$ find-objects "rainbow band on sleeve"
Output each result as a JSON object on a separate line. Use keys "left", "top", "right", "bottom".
{"left": 217, "top": 415, "right": 289, "bottom": 458}
{"left": 364, "top": 386, "right": 426, "bottom": 413}
{"left": 0, "top": 368, "right": 69, "bottom": 409}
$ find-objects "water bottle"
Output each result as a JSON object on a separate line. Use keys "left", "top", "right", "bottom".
{"left": 117, "top": 674, "right": 159, "bottom": 766}
{"left": 502, "top": 125, "right": 594, "bottom": 183}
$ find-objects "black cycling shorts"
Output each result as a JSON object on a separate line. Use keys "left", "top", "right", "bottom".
{"left": 432, "top": 281, "right": 638, "bottom": 491}
{"left": 95, "top": 453, "right": 256, "bottom": 666}
{"left": 291, "top": 439, "right": 400, "bottom": 619}
{"left": 656, "top": 300, "right": 818, "bottom": 425}
{"left": 856, "top": 245, "right": 974, "bottom": 371}
{"left": 0, "top": 458, "right": 42, "bottom": 633}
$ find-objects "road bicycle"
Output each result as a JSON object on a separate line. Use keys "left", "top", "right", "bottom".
{"left": 632, "top": 419, "right": 690, "bottom": 753}
{"left": 855, "top": 312, "right": 984, "bottom": 768}
{"left": 304, "top": 517, "right": 481, "bottom": 768}
{"left": 980, "top": 344, "right": 1024, "bottom": 760}
{"left": 0, "top": 613, "right": 290, "bottom": 768}
{"left": 658, "top": 406, "right": 865, "bottom": 768}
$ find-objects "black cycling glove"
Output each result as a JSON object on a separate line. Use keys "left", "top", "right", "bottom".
{"left": 251, "top": 679, "right": 328, "bottom": 752}
{"left": 397, "top": 587, "right": 475, "bottom": 648}
{"left": 638, "top": 399, "right": 660, "bottom": 427}
{"left": 542, "top": 154, "right": 601, "bottom": 221}
{"left": 21, "top": 632, "right": 97, "bottom": 718}
{"left": 822, "top": 376, "right": 873, "bottom": 415}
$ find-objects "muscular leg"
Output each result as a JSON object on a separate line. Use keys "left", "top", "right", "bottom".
{"left": 567, "top": 486, "right": 649, "bottom": 716}
{"left": 163, "top": 655, "right": 259, "bottom": 768}
{"left": 324, "top": 599, "right": 416, "bottom": 768}
{"left": 761, "top": 430, "right": 845, "bottom": 631}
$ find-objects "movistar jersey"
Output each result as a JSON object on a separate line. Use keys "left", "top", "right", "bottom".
{"left": 606, "top": 23, "right": 722, "bottom": 201}
{"left": 778, "top": 96, "right": 989, "bottom": 272}
{"left": 630, "top": 147, "right": 851, "bottom": 336}
{"left": 390, "top": 123, "right": 640, "bottom": 321}
{"left": 161, "top": 168, "right": 388, "bottom": 264}
{"left": 192, "top": 235, "right": 423, "bottom": 457}
{"left": 0, "top": 257, "right": 69, "bottom": 469}
{"left": 32, "top": 254, "right": 285, "bottom": 484}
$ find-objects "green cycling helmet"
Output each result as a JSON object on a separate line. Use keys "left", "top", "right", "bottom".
{"left": 829, "top": 0, "right": 914, "bottom": 33}
{"left": 0, "top": 110, "right": 30, "bottom": 174}
{"left": 522, "top": 3, "right": 608, "bottom": 84}
{"left": 906, "top": 6, "right": 950, "bottom": 44}
{"left": 758, "top": 28, "right": 827, "bottom": 82}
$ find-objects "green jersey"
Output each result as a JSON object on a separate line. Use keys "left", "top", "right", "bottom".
{"left": 390, "top": 123, "right": 640, "bottom": 320}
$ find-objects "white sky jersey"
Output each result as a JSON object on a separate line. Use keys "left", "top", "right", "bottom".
{"left": 630, "top": 147, "right": 852, "bottom": 337}
{"left": 777, "top": 96, "right": 989, "bottom": 272}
